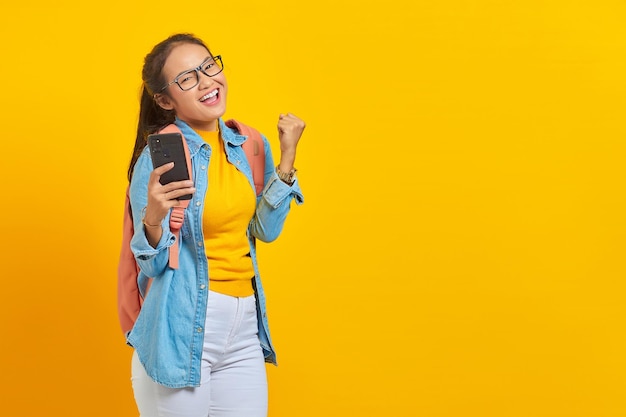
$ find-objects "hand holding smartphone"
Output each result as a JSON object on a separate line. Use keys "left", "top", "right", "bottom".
{"left": 148, "top": 133, "right": 192, "bottom": 200}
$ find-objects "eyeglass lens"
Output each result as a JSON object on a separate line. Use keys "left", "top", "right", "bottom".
{"left": 177, "top": 57, "right": 223, "bottom": 91}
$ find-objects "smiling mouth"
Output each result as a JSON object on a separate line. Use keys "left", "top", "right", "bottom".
{"left": 200, "top": 89, "right": 219, "bottom": 102}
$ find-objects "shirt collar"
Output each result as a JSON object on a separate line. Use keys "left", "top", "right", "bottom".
{"left": 174, "top": 118, "right": 247, "bottom": 150}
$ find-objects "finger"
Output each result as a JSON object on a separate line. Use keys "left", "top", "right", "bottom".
{"left": 279, "top": 114, "right": 304, "bottom": 126}
{"left": 277, "top": 118, "right": 295, "bottom": 129}
{"left": 153, "top": 162, "right": 175, "bottom": 174}
{"left": 149, "top": 162, "right": 174, "bottom": 185}
{"left": 165, "top": 188, "right": 196, "bottom": 201}
{"left": 163, "top": 183, "right": 196, "bottom": 198}
{"left": 161, "top": 179, "right": 194, "bottom": 192}
{"left": 153, "top": 180, "right": 194, "bottom": 201}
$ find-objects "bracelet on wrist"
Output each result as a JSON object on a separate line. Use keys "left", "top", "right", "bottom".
{"left": 276, "top": 165, "right": 297, "bottom": 185}
{"left": 142, "top": 218, "right": 162, "bottom": 228}
{"left": 141, "top": 206, "right": 162, "bottom": 228}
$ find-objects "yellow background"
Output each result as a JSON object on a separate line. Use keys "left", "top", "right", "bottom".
{"left": 1, "top": 0, "right": 625, "bottom": 416}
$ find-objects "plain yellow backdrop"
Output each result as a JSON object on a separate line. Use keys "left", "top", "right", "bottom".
{"left": 1, "top": 0, "right": 625, "bottom": 416}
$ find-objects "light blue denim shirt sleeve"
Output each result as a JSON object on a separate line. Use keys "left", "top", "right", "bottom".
{"left": 126, "top": 118, "right": 303, "bottom": 388}
{"left": 129, "top": 147, "right": 178, "bottom": 278}
{"left": 249, "top": 134, "right": 304, "bottom": 243}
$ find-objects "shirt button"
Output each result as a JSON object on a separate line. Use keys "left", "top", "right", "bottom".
{"left": 196, "top": 201, "right": 201, "bottom": 206}
{"left": 201, "top": 165, "right": 206, "bottom": 170}
{"left": 200, "top": 284, "right": 206, "bottom": 290}
{"left": 197, "top": 241, "right": 202, "bottom": 247}
{"left": 197, "top": 327, "right": 203, "bottom": 333}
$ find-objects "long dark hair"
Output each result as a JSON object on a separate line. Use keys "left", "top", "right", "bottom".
{"left": 127, "top": 33, "right": 210, "bottom": 181}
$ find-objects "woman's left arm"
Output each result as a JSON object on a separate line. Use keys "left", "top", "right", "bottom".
{"left": 249, "top": 113, "right": 306, "bottom": 242}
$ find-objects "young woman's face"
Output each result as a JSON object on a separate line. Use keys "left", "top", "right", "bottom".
{"left": 157, "top": 42, "right": 227, "bottom": 131}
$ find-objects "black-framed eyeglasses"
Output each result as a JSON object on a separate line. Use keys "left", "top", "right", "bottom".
{"left": 158, "top": 55, "right": 224, "bottom": 93}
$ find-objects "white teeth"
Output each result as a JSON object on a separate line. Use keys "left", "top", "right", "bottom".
{"left": 200, "top": 90, "right": 218, "bottom": 101}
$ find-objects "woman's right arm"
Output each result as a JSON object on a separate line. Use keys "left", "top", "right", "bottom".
{"left": 129, "top": 149, "right": 196, "bottom": 277}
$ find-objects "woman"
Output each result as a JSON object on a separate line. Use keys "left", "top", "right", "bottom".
{"left": 126, "top": 33, "right": 305, "bottom": 417}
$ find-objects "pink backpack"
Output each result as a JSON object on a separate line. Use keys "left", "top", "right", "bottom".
{"left": 117, "top": 120, "right": 265, "bottom": 336}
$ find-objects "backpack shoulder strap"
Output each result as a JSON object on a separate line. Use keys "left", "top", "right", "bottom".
{"left": 225, "top": 119, "right": 266, "bottom": 196}
{"left": 158, "top": 124, "right": 192, "bottom": 269}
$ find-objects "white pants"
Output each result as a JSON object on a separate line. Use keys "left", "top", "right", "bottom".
{"left": 131, "top": 291, "right": 268, "bottom": 417}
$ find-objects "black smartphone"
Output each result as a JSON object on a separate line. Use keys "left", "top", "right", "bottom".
{"left": 147, "top": 132, "right": 192, "bottom": 200}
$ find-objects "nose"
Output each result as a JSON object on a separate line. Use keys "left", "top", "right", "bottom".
{"left": 197, "top": 71, "right": 215, "bottom": 89}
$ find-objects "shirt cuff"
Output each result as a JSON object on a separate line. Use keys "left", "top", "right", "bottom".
{"left": 263, "top": 173, "right": 304, "bottom": 207}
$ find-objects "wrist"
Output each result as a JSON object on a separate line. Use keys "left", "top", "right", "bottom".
{"left": 278, "top": 156, "right": 295, "bottom": 172}
{"left": 142, "top": 218, "right": 162, "bottom": 228}
{"left": 141, "top": 206, "right": 163, "bottom": 228}
{"left": 279, "top": 149, "right": 296, "bottom": 166}
{"left": 276, "top": 165, "right": 297, "bottom": 185}
{"left": 280, "top": 145, "right": 297, "bottom": 155}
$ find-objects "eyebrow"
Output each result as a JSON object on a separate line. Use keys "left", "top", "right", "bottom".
{"left": 174, "top": 56, "right": 213, "bottom": 78}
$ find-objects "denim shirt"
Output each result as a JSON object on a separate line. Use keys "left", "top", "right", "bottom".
{"left": 127, "top": 118, "right": 303, "bottom": 388}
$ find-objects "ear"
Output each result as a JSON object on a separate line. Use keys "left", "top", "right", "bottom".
{"left": 154, "top": 94, "right": 174, "bottom": 111}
